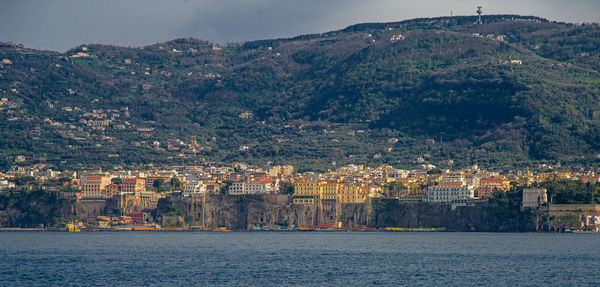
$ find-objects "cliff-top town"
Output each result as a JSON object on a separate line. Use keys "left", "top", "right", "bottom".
{"left": 1, "top": 162, "right": 599, "bottom": 232}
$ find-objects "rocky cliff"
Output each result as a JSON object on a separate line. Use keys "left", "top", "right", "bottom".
{"left": 0, "top": 189, "right": 74, "bottom": 227}
{"left": 74, "top": 196, "right": 160, "bottom": 219}
{"left": 0, "top": 190, "right": 563, "bottom": 231}
{"left": 371, "top": 199, "right": 538, "bottom": 232}
{"left": 155, "top": 195, "right": 540, "bottom": 231}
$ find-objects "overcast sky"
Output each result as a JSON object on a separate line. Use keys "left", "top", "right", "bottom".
{"left": 1, "top": 0, "right": 599, "bottom": 52}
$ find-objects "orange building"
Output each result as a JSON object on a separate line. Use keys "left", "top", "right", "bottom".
{"left": 105, "top": 183, "right": 120, "bottom": 197}
{"left": 121, "top": 178, "right": 146, "bottom": 195}
{"left": 82, "top": 175, "right": 111, "bottom": 198}
{"left": 476, "top": 187, "right": 495, "bottom": 198}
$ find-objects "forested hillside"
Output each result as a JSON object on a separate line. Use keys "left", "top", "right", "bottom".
{"left": 0, "top": 15, "right": 599, "bottom": 171}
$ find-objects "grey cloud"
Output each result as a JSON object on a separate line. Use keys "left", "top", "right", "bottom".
{"left": 0, "top": 0, "right": 598, "bottom": 52}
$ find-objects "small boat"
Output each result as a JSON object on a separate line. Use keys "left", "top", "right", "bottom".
{"left": 297, "top": 227, "right": 313, "bottom": 231}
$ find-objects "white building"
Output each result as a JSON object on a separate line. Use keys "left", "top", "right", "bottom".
{"left": 229, "top": 180, "right": 279, "bottom": 195}
{"left": 439, "top": 174, "right": 465, "bottom": 185}
{"left": 427, "top": 184, "right": 474, "bottom": 203}
{"left": 0, "top": 180, "right": 15, "bottom": 190}
{"left": 182, "top": 180, "right": 207, "bottom": 197}
{"left": 440, "top": 173, "right": 480, "bottom": 190}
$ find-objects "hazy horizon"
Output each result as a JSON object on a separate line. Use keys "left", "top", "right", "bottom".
{"left": 1, "top": 0, "right": 599, "bottom": 52}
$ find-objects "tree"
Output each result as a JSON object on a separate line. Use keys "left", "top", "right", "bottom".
{"left": 111, "top": 178, "right": 122, "bottom": 184}
{"left": 153, "top": 178, "right": 164, "bottom": 191}
{"left": 542, "top": 180, "right": 599, "bottom": 204}
{"left": 170, "top": 177, "right": 181, "bottom": 191}
{"left": 14, "top": 176, "right": 36, "bottom": 186}
{"left": 220, "top": 180, "right": 234, "bottom": 195}
{"left": 383, "top": 181, "right": 407, "bottom": 198}
{"left": 427, "top": 168, "right": 443, "bottom": 175}
{"left": 279, "top": 182, "right": 294, "bottom": 194}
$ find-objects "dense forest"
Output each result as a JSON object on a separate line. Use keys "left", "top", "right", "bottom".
{"left": 0, "top": 15, "right": 599, "bottom": 171}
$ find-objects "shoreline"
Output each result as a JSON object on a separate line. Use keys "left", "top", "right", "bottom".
{"left": 0, "top": 227, "right": 439, "bottom": 232}
{"left": 1, "top": 228, "right": 595, "bottom": 233}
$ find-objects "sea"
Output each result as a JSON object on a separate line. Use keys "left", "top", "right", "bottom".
{"left": 0, "top": 232, "right": 598, "bottom": 286}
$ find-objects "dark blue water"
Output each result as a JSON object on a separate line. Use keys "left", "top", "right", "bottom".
{"left": 0, "top": 232, "right": 598, "bottom": 286}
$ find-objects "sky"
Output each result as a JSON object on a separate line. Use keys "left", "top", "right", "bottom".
{"left": 1, "top": 0, "right": 599, "bottom": 52}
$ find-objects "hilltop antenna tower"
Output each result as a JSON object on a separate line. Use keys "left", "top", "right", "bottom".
{"left": 476, "top": 6, "right": 483, "bottom": 24}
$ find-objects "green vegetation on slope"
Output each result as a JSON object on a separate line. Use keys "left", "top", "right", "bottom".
{"left": 0, "top": 15, "right": 599, "bottom": 171}
{"left": 0, "top": 188, "right": 74, "bottom": 227}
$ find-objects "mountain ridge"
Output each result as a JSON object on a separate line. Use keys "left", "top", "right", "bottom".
{"left": 0, "top": 15, "right": 599, "bottom": 171}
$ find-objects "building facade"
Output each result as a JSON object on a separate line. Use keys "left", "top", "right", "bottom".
{"left": 121, "top": 178, "right": 146, "bottom": 195}
{"left": 183, "top": 180, "right": 207, "bottom": 196}
{"left": 229, "top": 180, "right": 279, "bottom": 195}
{"left": 293, "top": 181, "right": 381, "bottom": 204}
{"left": 426, "top": 184, "right": 474, "bottom": 203}
{"left": 82, "top": 175, "right": 112, "bottom": 198}
{"left": 522, "top": 188, "right": 548, "bottom": 209}
{"left": 293, "top": 195, "right": 316, "bottom": 205}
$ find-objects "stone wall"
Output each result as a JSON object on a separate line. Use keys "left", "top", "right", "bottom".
{"left": 547, "top": 204, "right": 600, "bottom": 215}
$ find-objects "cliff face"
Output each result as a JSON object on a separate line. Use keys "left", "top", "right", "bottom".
{"left": 156, "top": 194, "right": 321, "bottom": 229}
{"left": 75, "top": 200, "right": 110, "bottom": 218}
{"left": 371, "top": 199, "right": 539, "bottom": 232}
{"left": 75, "top": 196, "right": 160, "bottom": 219}
{"left": 0, "top": 191, "right": 549, "bottom": 231}
{"left": 156, "top": 195, "right": 540, "bottom": 231}
{"left": 542, "top": 204, "right": 600, "bottom": 232}
{"left": 0, "top": 190, "right": 74, "bottom": 227}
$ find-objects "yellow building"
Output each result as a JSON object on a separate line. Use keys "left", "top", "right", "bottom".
{"left": 293, "top": 195, "right": 316, "bottom": 205}
{"left": 293, "top": 181, "right": 323, "bottom": 204}
{"left": 294, "top": 181, "right": 324, "bottom": 196}
{"left": 322, "top": 183, "right": 341, "bottom": 200}
{"left": 554, "top": 171, "right": 572, "bottom": 180}
{"left": 293, "top": 181, "right": 381, "bottom": 204}
{"left": 338, "top": 185, "right": 360, "bottom": 203}
{"left": 338, "top": 185, "right": 382, "bottom": 203}
{"left": 479, "top": 179, "right": 511, "bottom": 191}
